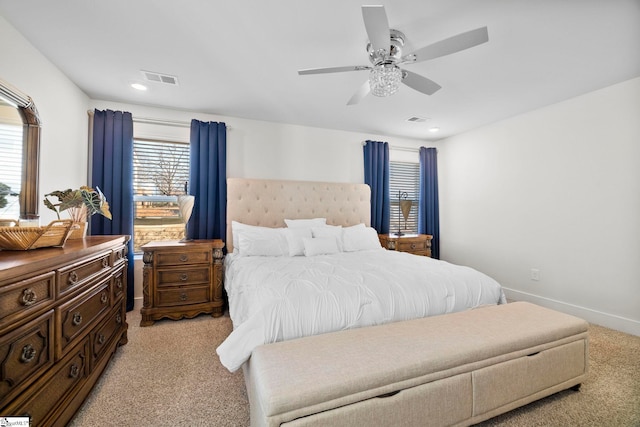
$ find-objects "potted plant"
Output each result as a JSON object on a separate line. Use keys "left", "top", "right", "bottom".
{"left": 44, "top": 186, "right": 112, "bottom": 238}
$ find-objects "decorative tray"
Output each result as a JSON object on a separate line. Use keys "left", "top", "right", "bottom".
{"left": 0, "top": 220, "right": 74, "bottom": 250}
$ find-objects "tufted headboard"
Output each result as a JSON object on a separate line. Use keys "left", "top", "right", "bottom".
{"left": 226, "top": 178, "right": 371, "bottom": 252}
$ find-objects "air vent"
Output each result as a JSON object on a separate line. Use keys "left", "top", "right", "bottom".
{"left": 406, "top": 116, "right": 428, "bottom": 123}
{"left": 141, "top": 70, "right": 179, "bottom": 85}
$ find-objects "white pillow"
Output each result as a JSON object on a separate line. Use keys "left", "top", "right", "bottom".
{"left": 311, "top": 225, "right": 343, "bottom": 251}
{"left": 238, "top": 237, "right": 282, "bottom": 257}
{"left": 303, "top": 237, "right": 340, "bottom": 256}
{"left": 234, "top": 224, "right": 288, "bottom": 256}
{"left": 284, "top": 218, "right": 327, "bottom": 228}
{"left": 343, "top": 226, "right": 382, "bottom": 252}
{"left": 284, "top": 227, "right": 313, "bottom": 256}
{"left": 231, "top": 221, "right": 269, "bottom": 253}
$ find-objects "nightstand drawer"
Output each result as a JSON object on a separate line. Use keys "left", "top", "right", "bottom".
{"left": 156, "top": 251, "right": 211, "bottom": 266}
{"left": 395, "top": 240, "right": 431, "bottom": 252}
{"left": 157, "top": 267, "right": 210, "bottom": 287}
{"left": 156, "top": 286, "right": 210, "bottom": 307}
{"left": 379, "top": 234, "right": 433, "bottom": 257}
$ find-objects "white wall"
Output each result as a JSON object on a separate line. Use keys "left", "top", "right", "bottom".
{"left": 1, "top": 16, "right": 90, "bottom": 225}
{"left": 438, "top": 77, "right": 640, "bottom": 336}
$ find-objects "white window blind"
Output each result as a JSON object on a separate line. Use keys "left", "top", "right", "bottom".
{"left": 0, "top": 123, "right": 22, "bottom": 219}
{"left": 389, "top": 161, "right": 420, "bottom": 234}
{"left": 133, "top": 139, "right": 190, "bottom": 252}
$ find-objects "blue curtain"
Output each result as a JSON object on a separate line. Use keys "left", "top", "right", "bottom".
{"left": 363, "top": 140, "right": 390, "bottom": 233}
{"left": 188, "top": 120, "right": 226, "bottom": 241}
{"left": 91, "top": 109, "right": 135, "bottom": 311}
{"left": 418, "top": 147, "right": 440, "bottom": 259}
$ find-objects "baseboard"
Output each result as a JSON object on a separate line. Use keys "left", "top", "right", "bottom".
{"left": 503, "top": 288, "right": 640, "bottom": 337}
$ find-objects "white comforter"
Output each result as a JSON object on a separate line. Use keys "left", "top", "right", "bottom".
{"left": 216, "top": 249, "right": 506, "bottom": 372}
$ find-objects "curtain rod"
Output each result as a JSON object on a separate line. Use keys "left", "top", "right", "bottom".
{"left": 87, "top": 110, "right": 229, "bottom": 129}
{"left": 362, "top": 141, "right": 420, "bottom": 153}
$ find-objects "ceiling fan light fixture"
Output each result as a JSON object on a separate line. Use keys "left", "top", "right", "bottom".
{"left": 369, "top": 65, "right": 402, "bottom": 97}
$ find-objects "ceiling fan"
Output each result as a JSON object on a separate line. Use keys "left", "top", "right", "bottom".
{"left": 298, "top": 5, "right": 489, "bottom": 105}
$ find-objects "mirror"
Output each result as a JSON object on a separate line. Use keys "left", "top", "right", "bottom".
{"left": 0, "top": 78, "right": 41, "bottom": 222}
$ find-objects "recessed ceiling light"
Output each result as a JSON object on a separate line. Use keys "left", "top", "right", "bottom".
{"left": 429, "top": 127, "right": 440, "bottom": 133}
{"left": 131, "top": 83, "right": 147, "bottom": 91}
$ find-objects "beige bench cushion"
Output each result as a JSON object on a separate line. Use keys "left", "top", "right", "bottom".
{"left": 249, "top": 302, "right": 588, "bottom": 423}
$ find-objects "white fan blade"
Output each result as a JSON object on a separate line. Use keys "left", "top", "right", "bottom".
{"left": 347, "top": 80, "right": 371, "bottom": 105}
{"left": 362, "top": 5, "right": 390, "bottom": 53}
{"left": 402, "top": 70, "right": 442, "bottom": 95}
{"left": 298, "top": 66, "right": 369, "bottom": 75}
{"left": 404, "top": 27, "right": 489, "bottom": 63}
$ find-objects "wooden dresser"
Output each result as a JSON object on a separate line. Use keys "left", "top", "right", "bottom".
{"left": 378, "top": 234, "right": 433, "bottom": 257}
{"left": 0, "top": 235, "right": 129, "bottom": 426}
{"left": 140, "top": 240, "right": 225, "bottom": 326}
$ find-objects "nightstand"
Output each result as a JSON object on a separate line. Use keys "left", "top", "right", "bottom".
{"left": 378, "top": 234, "right": 433, "bottom": 257}
{"left": 140, "top": 239, "right": 225, "bottom": 326}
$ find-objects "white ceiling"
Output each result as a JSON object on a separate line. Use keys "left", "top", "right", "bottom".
{"left": 1, "top": 0, "right": 639, "bottom": 141}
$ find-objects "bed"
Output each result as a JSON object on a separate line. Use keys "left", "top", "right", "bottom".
{"left": 216, "top": 178, "right": 506, "bottom": 372}
{"left": 216, "top": 178, "right": 588, "bottom": 427}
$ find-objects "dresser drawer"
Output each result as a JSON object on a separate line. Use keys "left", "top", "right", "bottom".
{"left": 57, "top": 281, "right": 111, "bottom": 357}
{"left": 91, "top": 303, "right": 126, "bottom": 367}
{"left": 0, "top": 272, "right": 55, "bottom": 333}
{"left": 157, "top": 267, "right": 210, "bottom": 287}
{"left": 111, "top": 265, "right": 126, "bottom": 304}
{"left": 156, "top": 285, "right": 209, "bottom": 307}
{"left": 57, "top": 252, "right": 112, "bottom": 297}
{"left": 155, "top": 250, "right": 211, "bottom": 266}
{"left": 5, "top": 338, "right": 88, "bottom": 425}
{"left": 0, "top": 310, "right": 54, "bottom": 405}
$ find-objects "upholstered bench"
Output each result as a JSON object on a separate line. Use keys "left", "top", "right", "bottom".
{"left": 243, "top": 302, "right": 589, "bottom": 427}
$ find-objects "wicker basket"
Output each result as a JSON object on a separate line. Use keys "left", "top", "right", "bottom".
{"left": 0, "top": 220, "right": 74, "bottom": 250}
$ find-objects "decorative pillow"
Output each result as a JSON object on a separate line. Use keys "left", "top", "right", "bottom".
{"left": 232, "top": 221, "right": 267, "bottom": 252}
{"left": 311, "top": 225, "right": 343, "bottom": 251}
{"left": 343, "top": 226, "right": 382, "bottom": 252}
{"left": 303, "top": 237, "right": 340, "bottom": 256}
{"left": 284, "top": 227, "right": 313, "bottom": 256}
{"left": 284, "top": 218, "right": 327, "bottom": 228}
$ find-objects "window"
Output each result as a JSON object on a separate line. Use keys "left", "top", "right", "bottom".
{"left": 389, "top": 161, "right": 420, "bottom": 235}
{"left": 0, "top": 123, "right": 22, "bottom": 220}
{"left": 133, "top": 139, "right": 190, "bottom": 252}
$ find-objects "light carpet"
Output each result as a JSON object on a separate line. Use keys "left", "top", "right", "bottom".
{"left": 69, "top": 304, "right": 640, "bottom": 427}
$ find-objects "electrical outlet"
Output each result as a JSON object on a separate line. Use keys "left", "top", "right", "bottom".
{"left": 530, "top": 268, "right": 540, "bottom": 281}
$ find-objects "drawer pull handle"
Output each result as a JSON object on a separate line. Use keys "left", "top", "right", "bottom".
{"left": 115, "top": 278, "right": 123, "bottom": 289}
{"left": 68, "top": 271, "right": 79, "bottom": 285}
{"left": 179, "top": 273, "right": 188, "bottom": 281}
{"left": 180, "top": 293, "right": 188, "bottom": 301}
{"left": 97, "top": 334, "right": 106, "bottom": 345}
{"left": 410, "top": 243, "right": 416, "bottom": 249}
{"left": 116, "top": 313, "right": 122, "bottom": 324}
{"left": 69, "top": 364, "right": 80, "bottom": 378}
{"left": 100, "top": 292, "right": 109, "bottom": 304}
{"left": 72, "top": 312, "right": 83, "bottom": 326}
{"left": 20, "top": 344, "right": 37, "bottom": 363}
{"left": 102, "top": 258, "right": 109, "bottom": 268}
{"left": 376, "top": 390, "right": 401, "bottom": 398}
{"left": 179, "top": 254, "right": 189, "bottom": 262}
{"left": 21, "top": 288, "right": 38, "bottom": 306}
